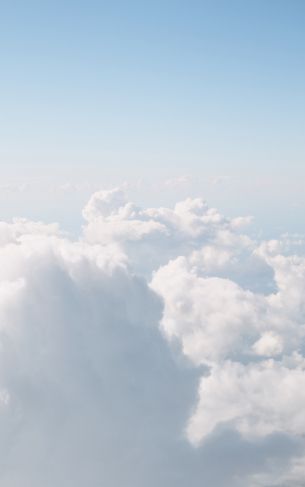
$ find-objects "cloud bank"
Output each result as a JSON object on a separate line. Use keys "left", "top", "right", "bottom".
{"left": 0, "top": 187, "right": 304, "bottom": 486}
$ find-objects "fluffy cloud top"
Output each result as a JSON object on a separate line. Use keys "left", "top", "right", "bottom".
{"left": 0, "top": 187, "right": 304, "bottom": 486}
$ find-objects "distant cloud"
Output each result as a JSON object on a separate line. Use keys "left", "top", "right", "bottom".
{"left": 163, "top": 175, "right": 192, "bottom": 189}
{"left": 0, "top": 182, "right": 30, "bottom": 194}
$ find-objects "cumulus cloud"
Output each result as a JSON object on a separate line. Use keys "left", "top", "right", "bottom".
{"left": 82, "top": 187, "right": 257, "bottom": 280}
{"left": 151, "top": 240, "right": 305, "bottom": 449}
{"left": 0, "top": 188, "right": 304, "bottom": 486}
{"left": 0, "top": 229, "right": 200, "bottom": 486}
{"left": 187, "top": 360, "right": 305, "bottom": 444}
{"left": 0, "top": 218, "right": 60, "bottom": 245}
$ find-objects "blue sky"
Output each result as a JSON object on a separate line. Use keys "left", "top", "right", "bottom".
{"left": 1, "top": 0, "right": 305, "bottom": 233}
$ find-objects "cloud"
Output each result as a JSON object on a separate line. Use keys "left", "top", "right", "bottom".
{"left": 187, "top": 360, "right": 305, "bottom": 445}
{"left": 252, "top": 331, "right": 284, "bottom": 356}
{"left": 151, "top": 241, "right": 305, "bottom": 448}
{"left": 0, "top": 189, "right": 304, "bottom": 486}
{"left": 0, "top": 230, "right": 202, "bottom": 486}
{"left": 163, "top": 175, "right": 192, "bottom": 189}
{"left": 0, "top": 218, "right": 60, "bottom": 245}
{"left": 83, "top": 188, "right": 305, "bottom": 484}
{"left": 82, "top": 187, "right": 255, "bottom": 279}
{"left": 248, "top": 455, "right": 305, "bottom": 487}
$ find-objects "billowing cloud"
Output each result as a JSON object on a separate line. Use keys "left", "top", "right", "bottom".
{"left": 151, "top": 239, "right": 305, "bottom": 449}
{"left": 83, "top": 187, "right": 255, "bottom": 279}
{"left": 187, "top": 360, "right": 305, "bottom": 444}
{"left": 0, "top": 230, "right": 201, "bottom": 486}
{"left": 0, "top": 188, "right": 304, "bottom": 486}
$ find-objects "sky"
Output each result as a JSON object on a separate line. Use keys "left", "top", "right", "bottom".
{"left": 1, "top": 0, "right": 305, "bottom": 234}
{"left": 1, "top": 3, "right": 305, "bottom": 486}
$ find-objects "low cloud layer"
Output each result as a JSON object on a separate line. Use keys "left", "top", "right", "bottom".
{"left": 0, "top": 187, "right": 304, "bottom": 486}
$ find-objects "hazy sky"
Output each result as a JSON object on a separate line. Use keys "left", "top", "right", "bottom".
{"left": 1, "top": 0, "right": 305, "bottom": 233}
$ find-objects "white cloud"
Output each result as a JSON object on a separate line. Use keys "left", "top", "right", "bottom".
{"left": 151, "top": 256, "right": 262, "bottom": 365}
{"left": 0, "top": 229, "right": 201, "bottom": 486}
{"left": 252, "top": 331, "right": 283, "bottom": 357}
{"left": 187, "top": 360, "right": 305, "bottom": 445}
{"left": 151, "top": 240, "right": 305, "bottom": 452}
{"left": 0, "top": 218, "right": 60, "bottom": 245}
{"left": 82, "top": 187, "right": 255, "bottom": 279}
{"left": 0, "top": 188, "right": 304, "bottom": 486}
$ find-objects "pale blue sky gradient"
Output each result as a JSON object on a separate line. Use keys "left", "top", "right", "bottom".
{"left": 1, "top": 0, "right": 305, "bottom": 233}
